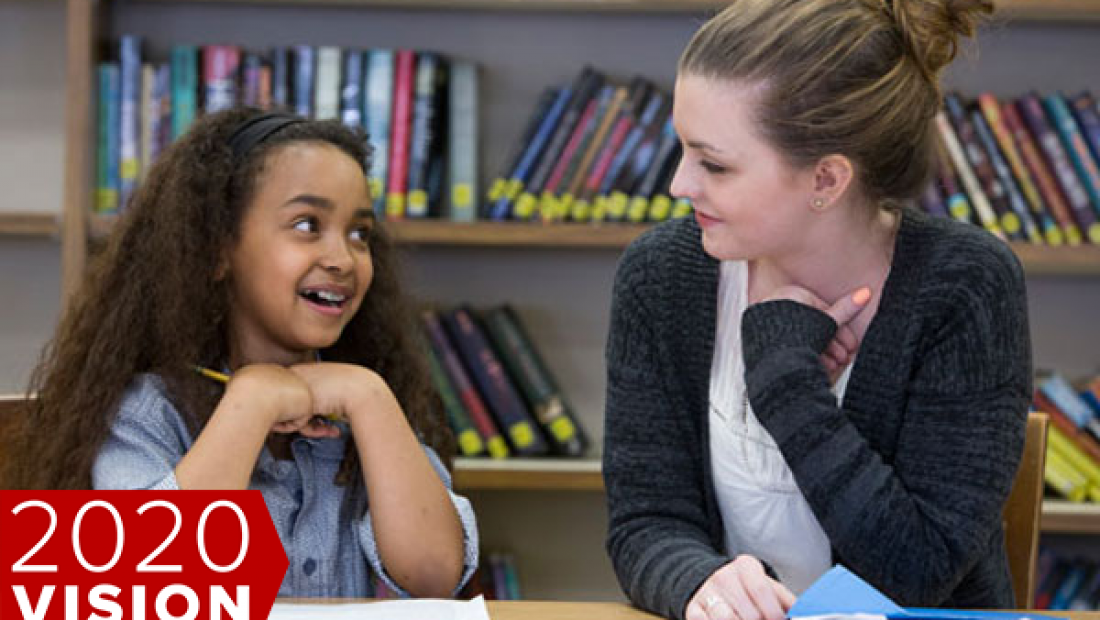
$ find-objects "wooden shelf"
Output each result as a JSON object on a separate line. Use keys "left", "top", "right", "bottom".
{"left": 1041, "top": 500, "right": 1100, "bottom": 534}
{"left": 390, "top": 220, "right": 647, "bottom": 249}
{"left": 0, "top": 212, "right": 59, "bottom": 238}
{"left": 453, "top": 457, "right": 603, "bottom": 491}
{"left": 995, "top": 0, "right": 1100, "bottom": 21}
{"left": 1011, "top": 242, "right": 1100, "bottom": 276}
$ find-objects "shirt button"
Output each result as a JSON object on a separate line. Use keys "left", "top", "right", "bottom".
{"left": 303, "top": 558, "right": 317, "bottom": 576}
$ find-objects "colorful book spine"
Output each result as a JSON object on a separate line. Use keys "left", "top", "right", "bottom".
{"left": 152, "top": 63, "right": 171, "bottom": 162}
{"left": 364, "top": 49, "right": 394, "bottom": 217}
{"left": 96, "top": 63, "right": 121, "bottom": 214}
{"left": 240, "top": 52, "right": 264, "bottom": 108}
{"left": 539, "top": 88, "right": 607, "bottom": 222}
{"left": 1017, "top": 93, "right": 1100, "bottom": 243}
{"left": 488, "top": 88, "right": 557, "bottom": 219}
{"left": 1044, "top": 446, "right": 1090, "bottom": 502}
{"left": 489, "top": 85, "right": 575, "bottom": 220}
{"left": 934, "top": 111, "right": 1003, "bottom": 238}
{"left": 202, "top": 45, "right": 240, "bottom": 114}
{"left": 385, "top": 50, "right": 416, "bottom": 219}
{"left": 970, "top": 107, "right": 1043, "bottom": 243}
{"left": 422, "top": 309, "right": 510, "bottom": 459}
{"left": 425, "top": 345, "right": 485, "bottom": 457}
{"left": 339, "top": 50, "right": 363, "bottom": 127}
{"left": 576, "top": 101, "right": 635, "bottom": 223}
{"left": 270, "top": 47, "right": 290, "bottom": 110}
{"left": 1045, "top": 93, "right": 1100, "bottom": 217}
{"left": 481, "top": 305, "right": 588, "bottom": 457}
{"left": 1040, "top": 374, "right": 1100, "bottom": 431}
{"left": 932, "top": 144, "right": 973, "bottom": 225}
{"left": 1069, "top": 91, "right": 1100, "bottom": 166}
{"left": 1001, "top": 101, "right": 1083, "bottom": 245}
{"left": 291, "top": 45, "right": 314, "bottom": 118}
{"left": 1048, "top": 425, "right": 1100, "bottom": 491}
{"left": 405, "top": 52, "right": 442, "bottom": 219}
{"left": 314, "top": 46, "right": 341, "bottom": 120}
{"left": 944, "top": 94, "right": 1018, "bottom": 239}
{"left": 561, "top": 86, "right": 628, "bottom": 221}
{"left": 635, "top": 116, "right": 678, "bottom": 222}
{"left": 118, "top": 35, "right": 142, "bottom": 211}
{"left": 447, "top": 60, "right": 479, "bottom": 222}
{"left": 605, "top": 91, "right": 666, "bottom": 222}
{"left": 170, "top": 45, "right": 197, "bottom": 139}
{"left": 977, "top": 93, "right": 1062, "bottom": 245}
{"left": 139, "top": 64, "right": 154, "bottom": 180}
{"left": 442, "top": 306, "right": 549, "bottom": 456}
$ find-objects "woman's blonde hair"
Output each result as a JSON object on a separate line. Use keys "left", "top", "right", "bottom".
{"left": 680, "top": 0, "right": 992, "bottom": 206}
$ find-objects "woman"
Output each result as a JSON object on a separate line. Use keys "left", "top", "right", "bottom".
{"left": 603, "top": 1, "right": 1031, "bottom": 619}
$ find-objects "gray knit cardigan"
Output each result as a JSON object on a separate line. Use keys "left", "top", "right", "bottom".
{"left": 603, "top": 208, "right": 1031, "bottom": 619}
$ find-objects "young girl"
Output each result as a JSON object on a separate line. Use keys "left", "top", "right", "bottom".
{"left": 4, "top": 108, "right": 478, "bottom": 598}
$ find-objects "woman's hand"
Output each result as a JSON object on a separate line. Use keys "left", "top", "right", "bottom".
{"left": 763, "top": 285, "right": 871, "bottom": 383}
{"left": 686, "top": 555, "right": 796, "bottom": 620}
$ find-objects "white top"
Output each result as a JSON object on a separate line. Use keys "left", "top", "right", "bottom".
{"left": 708, "top": 260, "right": 852, "bottom": 594}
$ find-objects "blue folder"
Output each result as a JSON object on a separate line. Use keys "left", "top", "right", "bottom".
{"left": 790, "top": 566, "right": 1064, "bottom": 620}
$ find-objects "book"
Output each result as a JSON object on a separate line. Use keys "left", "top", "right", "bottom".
{"left": 486, "top": 87, "right": 557, "bottom": 218}
{"left": 970, "top": 106, "right": 1043, "bottom": 243}
{"left": 976, "top": 93, "right": 1063, "bottom": 245}
{"left": 1001, "top": 100, "right": 1083, "bottom": 245}
{"left": 1069, "top": 91, "right": 1100, "bottom": 166}
{"left": 1038, "top": 373, "right": 1100, "bottom": 437}
{"left": 424, "top": 344, "right": 485, "bottom": 457}
{"left": 944, "top": 94, "right": 1018, "bottom": 239}
{"left": 1035, "top": 392, "right": 1100, "bottom": 465}
{"left": 562, "top": 86, "right": 628, "bottom": 221}
{"left": 291, "top": 45, "right": 314, "bottom": 118}
{"left": 405, "top": 52, "right": 446, "bottom": 218}
{"left": 918, "top": 180, "right": 949, "bottom": 219}
{"left": 606, "top": 91, "right": 669, "bottom": 222}
{"left": 515, "top": 68, "right": 602, "bottom": 221}
{"left": 934, "top": 111, "right": 1002, "bottom": 238}
{"left": 421, "top": 309, "right": 510, "bottom": 459}
{"left": 1048, "top": 425, "right": 1100, "bottom": 498}
{"left": 932, "top": 137, "right": 973, "bottom": 224}
{"left": 1044, "top": 446, "right": 1090, "bottom": 502}
{"left": 447, "top": 59, "right": 478, "bottom": 222}
{"left": 539, "top": 86, "right": 608, "bottom": 222}
{"left": 314, "top": 46, "right": 341, "bottom": 120}
{"left": 1069, "top": 561, "right": 1100, "bottom": 610}
{"left": 488, "top": 84, "right": 576, "bottom": 220}
{"left": 169, "top": 45, "right": 198, "bottom": 139}
{"left": 270, "top": 47, "right": 290, "bottom": 110}
{"left": 442, "top": 306, "right": 549, "bottom": 456}
{"left": 119, "top": 35, "right": 142, "bottom": 211}
{"left": 202, "top": 44, "right": 240, "bottom": 114}
{"left": 364, "top": 49, "right": 394, "bottom": 217}
{"left": 481, "top": 305, "right": 588, "bottom": 457}
{"left": 339, "top": 49, "right": 363, "bottom": 127}
{"left": 385, "top": 50, "right": 416, "bottom": 219}
{"left": 95, "top": 63, "right": 121, "bottom": 214}
{"left": 1044, "top": 93, "right": 1100, "bottom": 218}
{"left": 1017, "top": 93, "right": 1100, "bottom": 243}
{"left": 1050, "top": 559, "right": 1092, "bottom": 610}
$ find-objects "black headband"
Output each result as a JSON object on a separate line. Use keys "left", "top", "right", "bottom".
{"left": 227, "top": 112, "right": 305, "bottom": 160}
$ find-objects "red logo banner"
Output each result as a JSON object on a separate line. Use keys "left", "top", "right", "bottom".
{"left": 0, "top": 491, "right": 287, "bottom": 620}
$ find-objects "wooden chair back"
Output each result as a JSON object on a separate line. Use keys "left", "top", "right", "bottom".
{"left": 1003, "top": 411, "right": 1048, "bottom": 609}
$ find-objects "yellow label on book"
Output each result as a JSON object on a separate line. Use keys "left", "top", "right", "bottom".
{"left": 947, "top": 196, "right": 971, "bottom": 221}
{"left": 1065, "top": 226, "right": 1082, "bottom": 246}
{"left": 1000, "top": 213, "right": 1021, "bottom": 235}
{"left": 95, "top": 189, "right": 118, "bottom": 214}
{"left": 385, "top": 192, "right": 406, "bottom": 217}
{"left": 120, "top": 158, "right": 139, "bottom": 181}
{"left": 1043, "top": 225, "right": 1064, "bottom": 247}
{"left": 672, "top": 198, "right": 693, "bottom": 219}
{"left": 487, "top": 178, "right": 506, "bottom": 202}
{"left": 629, "top": 196, "right": 649, "bottom": 222}
{"left": 591, "top": 196, "right": 608, "bottom": 222}
{"left": 1089, "top": 223, "right": 1100, "bottom": 245}
{"left": 649, "top": 195, "right": 672, "bottom": 221}
{"left": 549, "top": 417, "right": 577, "bottom": 442}
{"left": 539, "top": 191, "right": 558, "bottom": 222}
{"left": 369, "top": 178, "right": 383, "bottom": 203}
{"left": 452, "top": 183, "right": 473, "bottom": 209}
{"left": 514, "top": 192, "right": 538, "bottom": 219}
{"left": 486, "top": 436, "right": 509, "bottom": 459}
{"left": 509, "top": 423, "right": 535, "bottom": 449}
{"left": 457, "top": 430, "right": 484, "bottom": 456}
{"left": 504, "top": 179, "right": 523, "bottom": 201}
{"left": 571, "top": 199, "right": 591, "bottom": 222}
{"left": 608, "top": 192, "right": 630, "bottom": 219}
{"left": 408, "top": 189, "right": 429, "bottom": 216}
{"left": 557, "top": 194, "right": 574, "bottom": 220}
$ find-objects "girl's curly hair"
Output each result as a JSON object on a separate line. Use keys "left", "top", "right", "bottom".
{"left": 3, "top": 107, "right": 453, "bottom": 489}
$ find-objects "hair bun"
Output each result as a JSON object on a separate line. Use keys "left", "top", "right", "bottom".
{"left": 886, "top": 0, "right": 993, "bottom": 80}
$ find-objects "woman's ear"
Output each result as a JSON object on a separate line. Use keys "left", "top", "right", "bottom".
{"left": 810, "top": 154, "right": 854, "bottom": 210}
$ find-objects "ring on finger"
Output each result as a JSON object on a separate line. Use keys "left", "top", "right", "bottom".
{"left": 704, "top": 594, "right": 723, "bottom": 610}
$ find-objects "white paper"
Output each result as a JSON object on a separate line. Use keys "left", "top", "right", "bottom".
{"left": 269, "top": 596, "right": 490, "bottom": 620}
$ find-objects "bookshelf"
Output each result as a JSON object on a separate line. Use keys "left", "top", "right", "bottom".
{"left": 0, "top": 213, "right": 59, "bottom": 238}
{"left": 18, "top": 0, "right": 1100, "bottom": 602}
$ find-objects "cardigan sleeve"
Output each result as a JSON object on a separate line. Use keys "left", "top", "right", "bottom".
{"left": 603, "top": 234, "right": 728, "bottom": 620}
{"left": 742, "top": 241, "right": 1030, "bottom": 607}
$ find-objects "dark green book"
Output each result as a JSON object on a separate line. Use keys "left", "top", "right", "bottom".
{"left": 425, "top": 344, "right": 485, "bottom": 457}
{"left": 481, "top": 305, "right": 588, "bottom": 457}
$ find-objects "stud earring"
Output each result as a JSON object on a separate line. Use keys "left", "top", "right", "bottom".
{"left": 812, "top": 197, "right": 827, "bottom": 211}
